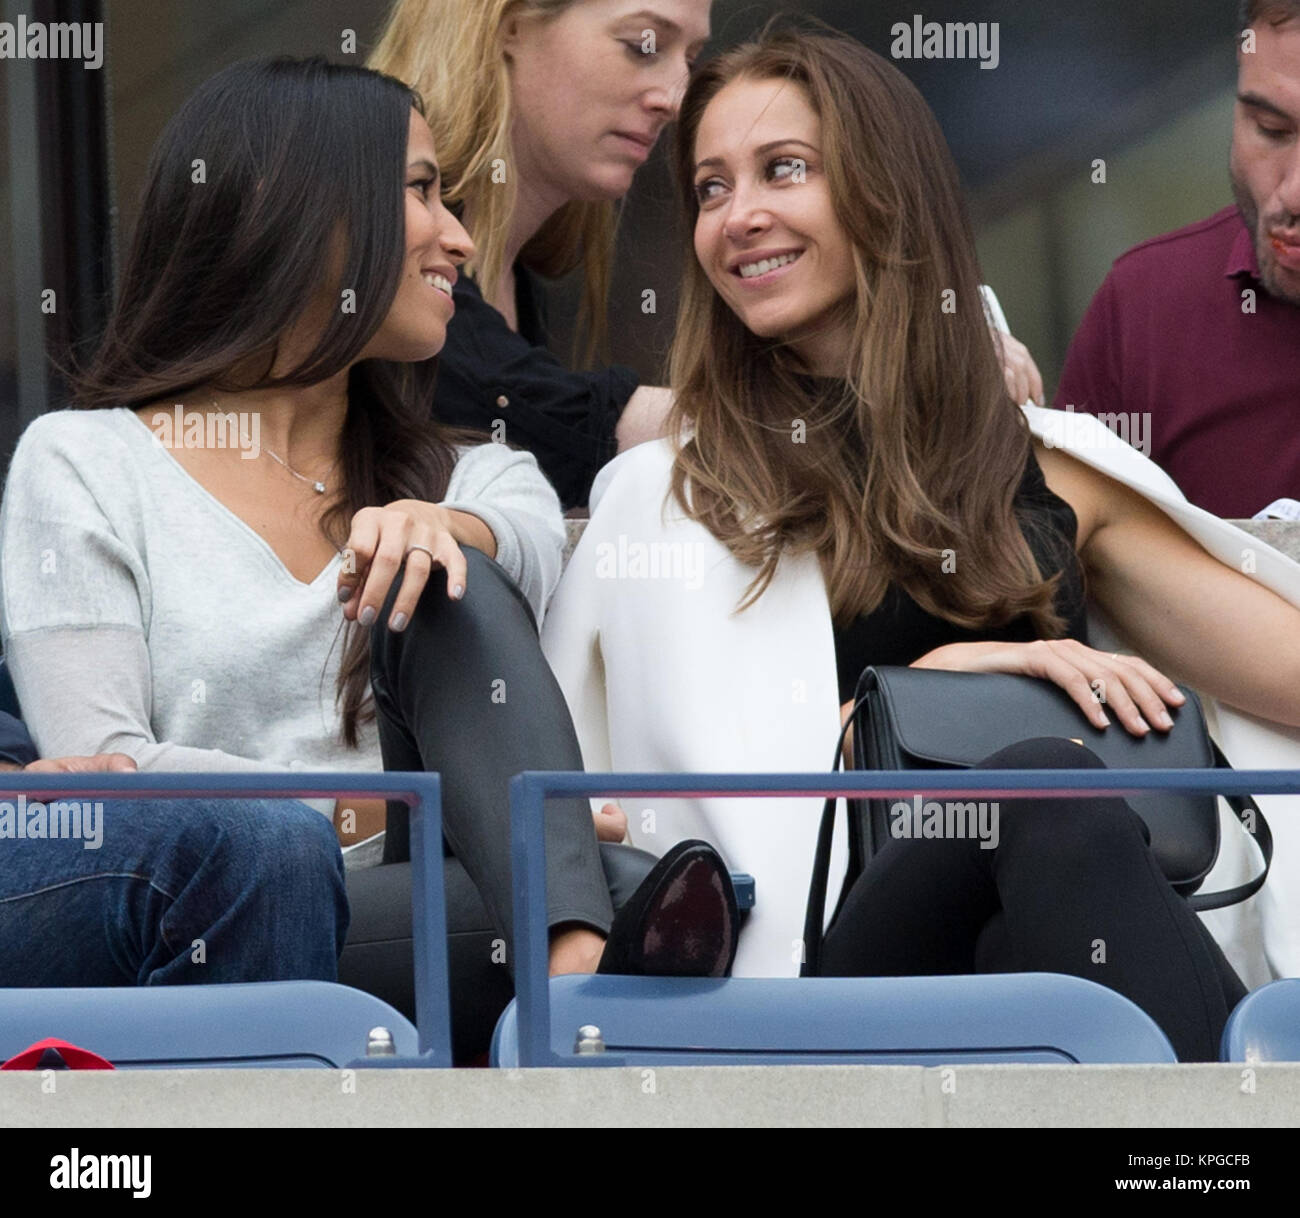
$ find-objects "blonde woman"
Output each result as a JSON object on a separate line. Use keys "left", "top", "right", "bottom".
{"left": 369, "top": 0, "right": 1043, "bottom": 510}
{"left": 369, "top": 0, "right": 711, "bottom": 509}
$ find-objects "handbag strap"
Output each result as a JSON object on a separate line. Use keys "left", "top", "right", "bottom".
{"left": 801, "top": 700, "right": 863, "bottom": 978}
{"left": 801, "top": 713, "right": 1274, "bottom": 972}
{"left": 1187, "top": 742, "right": 1272, "bottom": 911}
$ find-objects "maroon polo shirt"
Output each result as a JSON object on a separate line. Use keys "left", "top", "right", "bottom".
{"left": 1054, "top": 206, "right": 1300, "bottom": 518}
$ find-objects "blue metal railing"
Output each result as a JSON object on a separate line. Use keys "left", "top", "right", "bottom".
{"left": 509, "top": 768, "right": 1297, "bottom": 1067}
{"left": 11, "top": 765, "right": 1295, "bottom": 1069}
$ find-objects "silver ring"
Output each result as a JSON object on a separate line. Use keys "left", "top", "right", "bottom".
{"left": 406, "top": 544, "right": 436, "bottom": 562}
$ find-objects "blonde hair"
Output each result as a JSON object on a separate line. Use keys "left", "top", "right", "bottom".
{"left": 369, "top": 0, "right": 615, "bottom": 363}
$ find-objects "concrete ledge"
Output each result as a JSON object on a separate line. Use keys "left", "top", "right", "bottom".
{"left": 3, "top": 1064, "right": 1298, "bottom": 1128}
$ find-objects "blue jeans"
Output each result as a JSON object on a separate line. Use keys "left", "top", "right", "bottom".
{"left": 0, "top": 797, "right": 348, "bottom": 985}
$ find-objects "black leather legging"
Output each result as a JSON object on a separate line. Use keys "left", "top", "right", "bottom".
{"left": 819, "top": 737, "right": 1247, "bottom": 1062}
{"left": 369, "top": 548, "right": 615, "bottom": 940}
{"left": 340, "top": 548, "right": 656, "bottom": 1061}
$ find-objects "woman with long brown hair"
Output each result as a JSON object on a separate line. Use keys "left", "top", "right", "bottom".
{"left": 543, "top": 24, "right": 1300, "bottom": 1060}
{"left": 368, "top": 0, "right": 1042, "bottom": 509}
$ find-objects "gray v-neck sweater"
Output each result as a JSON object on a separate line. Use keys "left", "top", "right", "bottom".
{"left": 0, "top": 408, "right": 565, "bottom": 775}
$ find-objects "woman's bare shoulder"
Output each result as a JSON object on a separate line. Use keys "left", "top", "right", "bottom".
{"left": 1031, "top": 438, "right": 1153, "bottom": 552}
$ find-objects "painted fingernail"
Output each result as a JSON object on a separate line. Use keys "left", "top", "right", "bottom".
{"left": 1136, "top": 716, "right": 1151, "bottom": 733}
{"left": 390, "top": 612, "right": 408, "bottom": 632}
{"left": 359, "top": 606, "right": 376, "bottom": 627}
{"left": 338, "top": 585, "right": 355, "bottom": 604}
{"left": 1168, "top": 688, "right": 1185, "bottom": 703}
{"left": 1097, "top": 711, "right": 1111, "bottom": 726}
{"left": 452, "top": 584, "right": 465, "bottom": 599}
{"left": 1158, "top": 711, "right": 1174, "bottom": 728}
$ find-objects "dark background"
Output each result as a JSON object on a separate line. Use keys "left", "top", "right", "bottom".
{"left": 0, "top": 0, "right": 1243, "bottom": 460}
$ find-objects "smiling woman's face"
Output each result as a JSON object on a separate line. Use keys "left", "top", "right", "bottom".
{"left": 361, "top": 110, "right": 475, "bottom": 363}
{"left": 691, "top": 75, "right": 857, "bottom": 375}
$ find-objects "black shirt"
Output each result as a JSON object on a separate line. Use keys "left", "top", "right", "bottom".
{"left": 833, "top": 447, "right": 1090, "bottom": 702}
{"left": 431, "top": 268, "right": 640, "bottom": 511}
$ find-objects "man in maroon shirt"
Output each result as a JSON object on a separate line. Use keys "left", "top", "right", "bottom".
{"left": 1055, "top": 1, "right": 1300, "bottom": 519}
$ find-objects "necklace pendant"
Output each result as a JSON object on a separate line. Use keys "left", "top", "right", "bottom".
{"left": 313, "top": 481, "right": 326, "bottom": 494}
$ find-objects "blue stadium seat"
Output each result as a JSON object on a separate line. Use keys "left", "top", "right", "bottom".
{"left": 502, "top": 770, "right": 1294, "bottom": 1069}
{"left": 0, "top": 769, "right": 453, "bottom": 1067}
{"left": 0, "top": 981, "right": 417, "bottom": 1069}
{"left": 1221, "top": 980, "right": 1300, "bottom": 1062}
{"left": 491, "top": 971, "right": 1178, "bottom": 1066}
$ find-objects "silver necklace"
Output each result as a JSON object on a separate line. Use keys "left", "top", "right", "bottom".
{"left": 263, "top": 446, "right": 330, "bottom": 495}
{"left": 207, "top": 398, "right": 334, "bottom": 493}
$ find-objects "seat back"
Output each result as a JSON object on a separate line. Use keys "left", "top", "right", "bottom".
{"left": 1221, "top": 979, "right": 1300, "bottom": 1062}
{"left": 491, "top": 972, "right": 1177, "bottom": 1067}
{"left": 0, "top": 981, "right": 418, "bottom": 1069}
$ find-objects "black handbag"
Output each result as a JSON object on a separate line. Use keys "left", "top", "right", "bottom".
{"left": 801, "top": 665, "right": 1272, "bottom": 976}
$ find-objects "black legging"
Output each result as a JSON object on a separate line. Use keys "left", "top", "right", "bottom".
{"left": 345, "top": 548, "right": 664, "bottom": 1060}
{"left": 368, "top": 547, "right": 616, "bottom": 953}
{"left": 819, "top": 737, "right": 1246, "bottom": 1061}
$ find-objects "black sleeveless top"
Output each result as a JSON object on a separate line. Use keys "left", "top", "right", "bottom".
{"left": 832, "top": 447, "right": 1090, "bottom": 701}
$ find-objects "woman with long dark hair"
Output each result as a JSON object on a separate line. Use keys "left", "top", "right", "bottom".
{"left": 542, "top": 25, "right": 1300, "bottom": 1060}
{"left": 0, "top": 57, "right": 737, "bottom": 1054}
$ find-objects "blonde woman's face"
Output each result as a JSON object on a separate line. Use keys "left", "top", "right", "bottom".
{"left": 503, "top": 0, "right": 711, "bottom": 202}
{"left": 692, "top": 76, "right": 856, "bottom": 376}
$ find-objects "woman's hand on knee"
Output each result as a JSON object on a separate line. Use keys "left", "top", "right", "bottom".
{"left": 910, "top": 639, "right": 1185, "bottom": 736}
{"left": 337, "top": 501, "right": 468, "bottom": 632}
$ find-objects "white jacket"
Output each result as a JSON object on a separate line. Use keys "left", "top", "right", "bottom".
{"left": 541, "top": 413, "right": 1300, "bottom": 986}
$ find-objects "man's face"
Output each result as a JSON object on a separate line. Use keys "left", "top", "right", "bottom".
{"left": 1231, "top": 17, "right": 1300, "bottom": 303}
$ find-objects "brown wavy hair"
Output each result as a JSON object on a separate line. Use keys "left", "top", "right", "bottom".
{"left": 667, "top": 24, "right": 1068, "bottom": 636}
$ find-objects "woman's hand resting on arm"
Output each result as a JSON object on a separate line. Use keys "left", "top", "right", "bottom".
{"left": 838, "top": 640, "right": 1183, "bottom": 764}
{"left": 909, "top": 639, "right": 1186, "bottom": 736}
